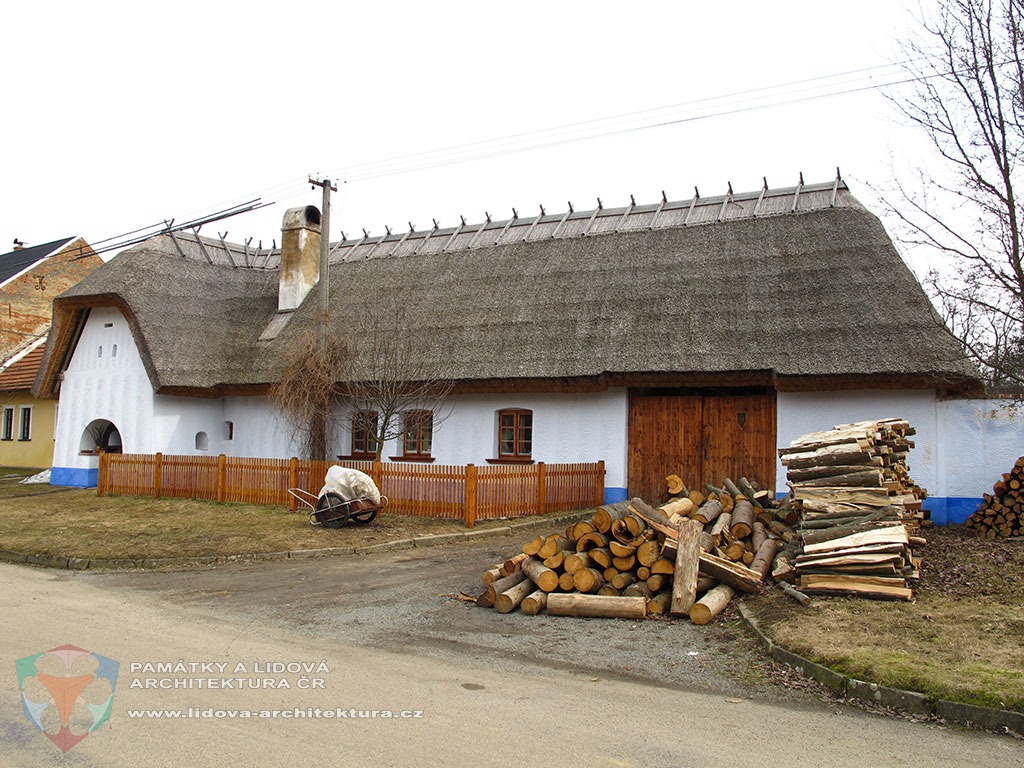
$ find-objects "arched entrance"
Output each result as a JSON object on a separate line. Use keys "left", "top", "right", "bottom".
{"left": 80, "top": 419, "right": 123, "bottom": 454}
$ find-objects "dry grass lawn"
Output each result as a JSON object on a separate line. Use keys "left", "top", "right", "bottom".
{"left": 0, "top": 470, "right": 507, "bottom": 559}
{"left": 747, "top": 525, "right": 1024, "bottom": 712}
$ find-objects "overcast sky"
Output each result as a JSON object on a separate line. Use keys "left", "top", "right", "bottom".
{"left": 2, "top": 1, "right": 937, "bottom": 273}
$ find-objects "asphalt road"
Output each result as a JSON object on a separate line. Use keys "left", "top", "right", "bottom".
{"left": 2, "top": 532, "right": 1021, "bottom": 767}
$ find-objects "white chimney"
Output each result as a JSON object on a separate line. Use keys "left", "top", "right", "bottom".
{"left": 278, "top": 205, "right": 322, "bottom": 311}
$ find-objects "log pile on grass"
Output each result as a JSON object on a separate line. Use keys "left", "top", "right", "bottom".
{"left": 779, "top": 419, "right": 925, "bottom": 601}
{"left": 965, "top": 455, "right": 1024, "bottom": 538}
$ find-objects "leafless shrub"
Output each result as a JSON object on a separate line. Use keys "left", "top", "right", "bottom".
{"left": 270, "top": 327, "right": 347, "bottom": 461}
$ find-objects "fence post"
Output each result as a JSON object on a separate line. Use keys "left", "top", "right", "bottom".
{"left": 289, "top": 457, "right": 299, "bottom": 511}
{"left": 154, "top": 452, "right": 163, "bottom": 499}
{"left": 596, "top": 460, "right": 605, "bottom": 506}
{"left": 96, "top": 451, "right": 107, "bottom": 496}
{"left": 536, "top": 462, "right": 546, "bottom": 516}
{"left": 465, "top": 464, "right": 477, "bottom": 529}
{"left": 216, "top": 454, "right": 227, "bottom": 503}
{"left": 372, "top": 460, "right": 383, "bottom": 501}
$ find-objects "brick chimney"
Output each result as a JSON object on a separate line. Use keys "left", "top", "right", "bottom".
{"left": 278, "top": 206, "right": 322, "bottom": 311}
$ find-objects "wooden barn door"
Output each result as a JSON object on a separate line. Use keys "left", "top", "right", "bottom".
{"left": 627, "top": 388, "right": 777, "bottom": 502}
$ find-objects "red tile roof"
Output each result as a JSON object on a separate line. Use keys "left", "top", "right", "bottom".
{"left": 0, "top": 345, "right": 44, "bottom": 391}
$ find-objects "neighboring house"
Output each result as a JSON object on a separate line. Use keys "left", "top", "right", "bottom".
{"left": 0, "top": 238, "right": 103, "bottom": 468}
{"left": 0, "top": 340, "right": 51, "bottom": 467}
{"left": 33, "top": 178, "right": 1015, "bottom": 522}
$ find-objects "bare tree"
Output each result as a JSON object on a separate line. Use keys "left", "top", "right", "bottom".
{"left": 880, "top": 0, "right": 1024, "bottom": 386}
{"left": 271, "top": 296, "right": 453, "bottom": 461}
{"left": 339, "top": 299, "right": 454, "bottom": 461}
{"left": 270, "top": 328, "right": 346, "bottom": 460}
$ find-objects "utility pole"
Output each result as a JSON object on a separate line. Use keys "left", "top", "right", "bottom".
{"left": 308, "top": 176, "right": 337, "bottom": 351}
{"left": 308, "top": 176, "right": 338, "bottom": 460}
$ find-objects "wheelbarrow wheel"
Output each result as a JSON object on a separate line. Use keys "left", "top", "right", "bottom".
{"left": 350, "top": 496, "right": 386, "bottom": 525}
{"left": 314, "top": 492, "right": 351, "bottom": 528}
{"left": 349, "top": 507, "right": 378, "bottom": 525}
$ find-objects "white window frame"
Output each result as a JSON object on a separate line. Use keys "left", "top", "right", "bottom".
{"left": 1, "top": 406, "right": 13, "bottom": 441}
{"left": 18, "top": 405, "right": 32, "bottom": 441}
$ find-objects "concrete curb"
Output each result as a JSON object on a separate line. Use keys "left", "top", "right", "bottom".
{"left": 737, "top": 601, "right": 1024, "bottom": 737}
{"left": 0, "top": 510, "right": 594, "bottom": 571}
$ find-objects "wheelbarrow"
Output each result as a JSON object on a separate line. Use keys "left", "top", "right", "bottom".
{"left": 288, "top": 466, "right": 388, "bottom": 528}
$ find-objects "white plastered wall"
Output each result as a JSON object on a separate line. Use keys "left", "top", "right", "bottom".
{"left": 332, "top": 389, "right": 630, "bottom": 490}
{"left": 776, "top": 389, "right": 940, "bottom": 496}
{"left": 934, "top": 397, "right": 1024, "bottom": 499}
{"left": 53, "top": 307, "right": 155, "bottom": 473}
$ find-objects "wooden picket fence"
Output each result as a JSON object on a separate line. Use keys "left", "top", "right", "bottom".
{"left": 97, "top": 453, "right": 605, "bottom": 528}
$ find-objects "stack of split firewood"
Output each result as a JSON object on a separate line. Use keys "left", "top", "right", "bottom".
{"left": 965, "top": 455, "right": 1024, "bottom": 538}
{"left": 779, "top": 418, "right": 926, "bottom": 529}
{"left": 476, "top": 477, "right": 800, "bottom": 624}
{"left": 777, "top": 419, "right": 925, "bottom": 601}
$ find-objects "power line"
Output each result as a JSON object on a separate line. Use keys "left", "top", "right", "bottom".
{"left": 79, "top": 60, "right": 928, "bottom": 256}
{"left": 322, "top": 63, "right": 917, "bottom": 184}
{"left": 332, "top": 62, "right": 910, "bottom": 180}
{"left": 79, "top": 200, "right": 272, "bottom": 258}
{"left": 171, "top": 60, "right": 919, "bottom": 230}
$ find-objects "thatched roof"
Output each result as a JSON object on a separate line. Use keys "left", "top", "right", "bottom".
{"left": 35, "top": 179, "right": 981, "bottom": 399}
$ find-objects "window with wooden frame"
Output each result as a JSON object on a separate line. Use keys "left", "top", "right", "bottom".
{"left": 401, "top": 410, "right": 433, "bottom": 460}
{"left": 496, "top": 408, "right": 533, "bottom": 462}
{"left": 351, "top": 411, "right": 379, "bottom": 458}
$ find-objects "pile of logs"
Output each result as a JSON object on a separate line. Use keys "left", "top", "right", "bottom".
{"left": 477, "top": 477, "right": 799, "bottom": 624}
{"left": 778, "top": 419, "right": 925, "bottom": 601}
{"left": 778, "top": 418, "right": 926, "bottom": 530}
{"left": 965, "top": 455, "right": 1024, "bottom": 538}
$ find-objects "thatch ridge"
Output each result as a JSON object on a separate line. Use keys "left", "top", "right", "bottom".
{"left": 35, "top": 184, "right": 980, "bottom": 399}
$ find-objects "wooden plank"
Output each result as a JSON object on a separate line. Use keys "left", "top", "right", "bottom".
{"left": 671, "top": 518, "right": 703, "bottom": 614}
{"left": 789, "top": 486, "right": 893, "bottom": 506}
{"left": 698, "top": 551, "right": 762, "bottom": 594}
{"left": 798, "top": 574, "right": 913, "bottom": 601}
{"left": 802, "top": 525, "right": 909, "bottom": 555}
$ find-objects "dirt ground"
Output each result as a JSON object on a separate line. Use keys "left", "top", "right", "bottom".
{"left": 912, "top": 525, "right": 1024, "bottom": 600}
{"left": 8, "top": 467, "right": 1021, "bottom": 721}
{"left": 83, "top": 530, "right": 835, "bottom": 707}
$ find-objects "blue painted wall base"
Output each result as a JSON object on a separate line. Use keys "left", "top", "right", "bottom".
{"left": 603, "top": 487, "right": 628, "bottom": 504}
{"left": 924, "top": 497, "right": 980, "bottom": 526}
{"left": 50, "top": 467, "right": 98, "bottom": 488}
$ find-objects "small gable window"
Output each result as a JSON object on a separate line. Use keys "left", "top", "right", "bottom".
{"left": 223, "top": 421, "right": 234, "bottom": 441}
{"left": 195, "top": 431, "right": 210, "bottom": 452}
